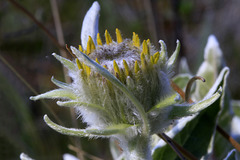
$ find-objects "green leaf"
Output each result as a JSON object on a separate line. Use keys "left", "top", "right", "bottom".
{"left": 30, "top": 89, "right": 77, "bottom": 101}
{"left": 167, "top": 40, "right": 180, "bottom": 70}
{"left": 169, "top": 87, "right": 221, "bottom": 119}
{"left": 71, "top": 46, "right": 149, "bottom": 135}
{"left": 153, "top": 90, "right": 222, "bottom": 160}
{"left": 148, "top": 93, "right": 180, "bottom": 113}
{"left": 159, "top": 40, "right": 168, "bottom": 62}
{"left": 204, "top": 35, "right": 223, "bottom": 68}
{"left": 204, "top": 67, "right": 229, "bottom": 98}
{"left": 153, "top": 65, "right": 229, "bottom": 160}
{"left": 86, "top": 124, "right": 133, "bottom": 135}
{"left": 209, "top": 67, "right": 233, "bottom": 159}
{"left": 51, "top": 76, "right": 71, "bottom": 89}
{"left": 193, "top": 36, "right": 225, "bottom": 100}
{"left": 52, "top": 53, "right": 76, "bottom": 71}
{"left": 44, "top": 115, "right": 133, "bottom": 137}
{"left": 194, "top": 62, "right": 216, "bottom": 100}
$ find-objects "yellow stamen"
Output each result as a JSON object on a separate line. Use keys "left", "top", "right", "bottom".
{"left": 132, "top": 32, "right": 140, "bottom": 47}
{"left": 105, "top": 30, "right": 112, "bottom": 45}
{"left": 150, "top": 56, "right": 154, "bottom": 64}
{"left": 82, "top": 63, "right": 91, "bottom": 77}
{"left": 79, "top": 45, "right": 83, "bottom": 52}
{"left": 141, "top": 52, "right": 147, "bottom": 71}
{"left": 113, "top": 60, "right": 124, "bottom": 81}
{"left": 103, "top": 65, "right": 107, "bottom": 69}
{"left": 142, "top": 40, "right": 149, "bottom": 56}
{"left": 146, "top": 39, "right": 150, "bottom": 44}
{"left": 123, "top": 59, "right": 130, "bottom": 77}
{"left": 134, "top": 60, "right": 140, "bottom": 74}
{"left": 87, "top": 36, "right": 96, "bottom": 55}
{"left": 113, "top": 60, "right": 120, "bottom": 75}
{"left": 132, "top": 32, "right": 136, "bottom": 41}
{"left": 85, "top": 65, "right": 91, "bottom": 77}
{"left": 76, "top": 59, "right": 83, "bottom": 70}
{"left": 153, "top": 52, "right": 160, "bottom": 64}
{"left": 95, "top": 58, "right": 100, "bottom": 64}
{"left": 97, "top": 33, "right": 102, "bottom": 45}
{"left": 116, "top": 28, "right": 123, "bottom": 43}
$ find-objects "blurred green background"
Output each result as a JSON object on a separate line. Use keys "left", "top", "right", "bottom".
{"left": 0, "top": 0, "right": 240, "bottom": 159}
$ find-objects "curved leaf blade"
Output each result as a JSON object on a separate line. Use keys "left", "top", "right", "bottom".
{"left": 169, "top": 87, "right": 222, "bottom": 119}
{"left": 52, "top": 53, "right": 76, "bottom": 71}
{"left": 30, "top": 89, "right": 77, "bottom": 101}
{"left": 51, "top": 76, "right": 71, "bottom": 89}
{"left": 44, "top": 115, "right": 133, "bottom": 137}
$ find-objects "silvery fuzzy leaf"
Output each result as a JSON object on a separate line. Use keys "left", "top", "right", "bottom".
{"left": 167, "top": 40, "right": 180, "bottom": 70}
{"left": 159, "top": 40, "right": 168, "bottom": 62}
{"left": 204, "top": 35, "right": 223, "bottom": 68}
{"left": 81, "top": 1, "right": 100, "bottom": 49}
{"left": 57, "top": 100, "right": 103, "bottom": 110}
{"left": 193, "top": 35, "right": 224, "bottom": 101}
{"left": 204, "top": 67, "right": 229, "bottom": 98}
{"left": 154, "top": 67, "right": 230, "bottom": 155}
{"left": 148, "top": 93, "right": 180, "bottom": 114}
{"left": 153, "top": 60, "right": 229, "bottom": 160}
{"left": 20, "top": 153, "right": 34, "bottom": 160}
{"left": 203, "top": 66, "right": 231, "bottom": 159}
{"left": 62, "top": 154, "right": 79, "bottom": 160}
{"left": 153, "top": 89, "right": 222, "bottom": 160}
{"left": 30, "top": 89, "right": 77, "bottom": 101}
{"left": 51, "top": 76, "right": 71, "bottom": 89}
{"left": 169, "top": 87, "right": 221, "bottom": 119}
{"left": 52, "top": 53, "right": 76, "bottom": 71}
{"left": 194, "top": 61, "right": 216, "bottom": 100}
{"left": 44, "top": 115, "right": 133, "bottom": 137}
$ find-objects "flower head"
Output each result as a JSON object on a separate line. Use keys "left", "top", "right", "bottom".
{"left": 30, "top": 1, "right": 221, "bottom": 159}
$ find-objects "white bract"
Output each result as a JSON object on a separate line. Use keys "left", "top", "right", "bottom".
{"left": 30, "top": 1, "right": 221, "bottom": 159}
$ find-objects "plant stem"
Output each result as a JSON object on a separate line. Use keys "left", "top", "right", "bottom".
{"left": 216, "top": 125, "right": 240, "bottom": 152}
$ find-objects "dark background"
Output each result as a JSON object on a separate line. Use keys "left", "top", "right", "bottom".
{"left": 0, "top": 0, "right": 240, "bottom": 159}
